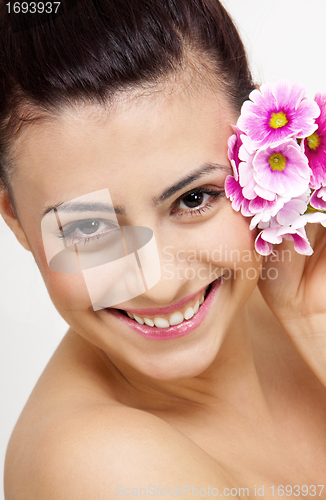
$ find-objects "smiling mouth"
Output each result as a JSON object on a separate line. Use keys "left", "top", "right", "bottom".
{"left": 117, "top": 282, "right": 213, "bottom": 328}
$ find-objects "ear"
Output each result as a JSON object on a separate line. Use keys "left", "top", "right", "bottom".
{"left": 0, "top": 187, "right": 31, "bottom": 252}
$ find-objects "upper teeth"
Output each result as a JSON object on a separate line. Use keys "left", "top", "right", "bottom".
{"left": 125, "top": 291, "right": 206, "bottom": 328}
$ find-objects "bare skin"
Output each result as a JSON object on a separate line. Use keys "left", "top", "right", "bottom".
{"left": 2, "top": 73, "right": 326, "bottom": 499}
{"left": 4, "top": 289, "right": 326, "bottom": 499}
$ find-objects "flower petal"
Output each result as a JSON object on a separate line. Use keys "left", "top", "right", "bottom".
{"left": 255, "top": 232, "right": 274, "bottom": 255}
{"left": 310, "top": 187, "right": 326, "bottom": 210}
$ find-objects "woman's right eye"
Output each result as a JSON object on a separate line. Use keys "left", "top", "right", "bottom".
{"left": 59, "top": 218, "right": 119, "bottom": 243}
{"left": 71, "top": 219, "right": 103, "bottom": 236}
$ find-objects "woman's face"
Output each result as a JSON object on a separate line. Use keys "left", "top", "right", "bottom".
{"left": 6, "top": 77, "right": 261, "bottom": 380}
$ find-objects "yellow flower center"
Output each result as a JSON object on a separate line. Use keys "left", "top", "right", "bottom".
{"left": 268, "top": 152, "right": 287, "bottom": 172}
{"left": 306, "top": 132, "right": 321, "bottom": 151}
{"left": 269, "top": 111, "right": 289, "bottom": 129}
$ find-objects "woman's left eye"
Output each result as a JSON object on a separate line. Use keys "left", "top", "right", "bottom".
{"left": 172, "top": 187, "right": 224, "bottom": 217}
{"left": 179, "top": 190, "right": 210, "bottom": 209}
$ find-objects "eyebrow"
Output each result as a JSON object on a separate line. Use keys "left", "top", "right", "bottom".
{"left": 41, "top": 202, "right": 126, "bottom": 217}
{"left": 41, "top": 163, "right": 231, "bottom": 216}
{"left": 152, "top": 163, "right": 231, "bottom": 206}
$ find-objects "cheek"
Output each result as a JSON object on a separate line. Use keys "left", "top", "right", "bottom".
{"left": 35, "top": 242, "right": 152, "bottom": 315}
{"left": 194, "top": 208, "right": 261, "bottom": 290}
{"left": 221, "top": 210, "right": 259, "bottom": 261}
{"left": 44, "top": 271, "right": 93, "bottom": 313}
{"left": 161, "top": 207, "right": 261, "bottom": 291}
{"left": 203, "top": 210, "right": 262, "bottom": 310}
{"left": 215, "top": 208, "right": 255, "bottom": 244}
{"left": 213, "top": 210, "right": 262, "bottom": 286}
{"left": 32, "top": 240, "right": 93, "bottom": 313}
{"left": 198, "top": 207, "right": 259, "bottom": 267}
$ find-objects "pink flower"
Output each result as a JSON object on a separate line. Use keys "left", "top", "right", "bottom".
{"left": 226, "top": 80, "right": 326, "bottom": 257}
{"left": 252, "top": 139, "right": 311, "bottom": 197}
{"left": 226, "top": 137, "right": 280, "bottom": 220}
{"left": 275, "top": 191, "right": 309, "bottom": 225}
{"left": 224, "top": 175, "right": 251, "bottom": 216}
{"left": 254, "top": 199, "right": 326, "bottom": 256}
{"left": 255, "top": 225, "right": 313, "bottom": 256}
{"left": 227, "top": 126, "right": 242, "bottom": 181}
{"left": 225, "top": 175, "right": 244, "bottom": 211}
{"left": 249, "top": 195, "right": 289, "bottom": 229}
{"left": 225, "top": 174, "right": 289, "bottom": 229}
{"left": 304, "top": 93, "right": 326, "bottom": 189}
{"left": 226, "top": 131, "right": 275, "bottom": 213}
{"left": 238, "top": 143, "right": 276, "bottom": 201}
{"left": 237, "top": 81, "right": 320, "bottom": 149}
{"left": 309, "top": 186, "right": 326, "bottom": 211}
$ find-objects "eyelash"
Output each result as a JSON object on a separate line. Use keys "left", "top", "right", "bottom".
{"left": 58, "top": 219, "right": 118, "bottom": 246}
{"left": 171, "top": 187, "right": 224, "bottom": 218}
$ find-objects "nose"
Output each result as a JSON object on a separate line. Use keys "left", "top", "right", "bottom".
{"left": 117, "top": 236, "right": 210, "bottom": 310}
{"left": 80, "top": 225, "right": 162, "bottom": 311}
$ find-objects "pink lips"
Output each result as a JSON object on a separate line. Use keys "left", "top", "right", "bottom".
{"left": 105, "top": 277, "right": 223, "bottom": 340}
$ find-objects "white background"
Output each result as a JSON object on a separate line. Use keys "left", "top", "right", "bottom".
{"left": 1, "top": 1, "right": 326, "bottom": 497}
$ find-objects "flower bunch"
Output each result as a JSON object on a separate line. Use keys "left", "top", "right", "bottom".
{"left": 225, "top": 81, "right": 326, "bottom": 255}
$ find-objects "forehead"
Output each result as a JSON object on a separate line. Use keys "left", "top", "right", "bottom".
{"left": 10, "top": 78, "right": 236, "bottom": 209}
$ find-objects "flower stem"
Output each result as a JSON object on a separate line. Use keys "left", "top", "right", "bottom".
{"left": 305, "top": 203, "right": 326, "bottom": 214}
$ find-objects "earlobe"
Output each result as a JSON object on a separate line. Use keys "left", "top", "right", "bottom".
{"left": 0, "top": 187, "right": 31, "bottom": 252}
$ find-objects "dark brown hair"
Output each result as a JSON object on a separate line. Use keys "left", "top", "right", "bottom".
{"left": 0, "top": 0, "right": 255, "bottom": 192}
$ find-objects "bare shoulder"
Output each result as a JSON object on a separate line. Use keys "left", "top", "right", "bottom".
{"left": 4, "top": 403, "right": 239, "bottom": 500}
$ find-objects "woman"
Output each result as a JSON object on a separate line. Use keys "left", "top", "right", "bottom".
{"left": 1, "top": 1, "right": 326, "bottom": 498}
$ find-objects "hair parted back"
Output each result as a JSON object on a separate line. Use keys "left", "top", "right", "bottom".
{"left": 0, "top": 0, "right": 255, "bottom": 191}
